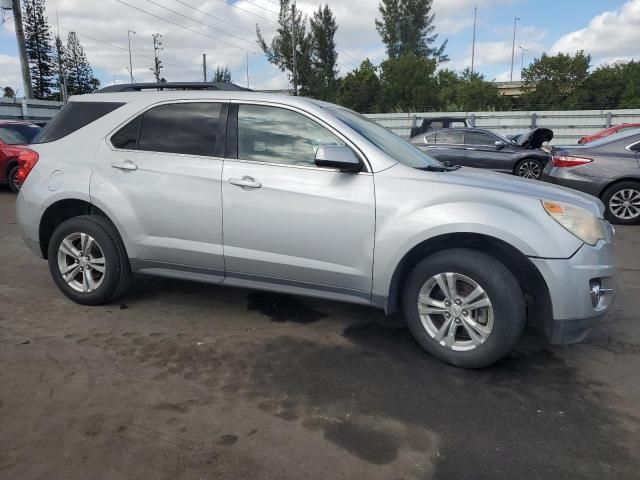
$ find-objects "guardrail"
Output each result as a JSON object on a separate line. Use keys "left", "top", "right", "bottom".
{"left": 0, "top": 98, "right": 65, "bottom": 123}
{"left": 364, "top": 109, "right": 640, "bottom": 144}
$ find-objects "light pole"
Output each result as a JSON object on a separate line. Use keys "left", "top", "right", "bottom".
{"left": 127, "top": 30, "right": 136, "bottom": 84}
{"left": 510, "top": 16, "right": 520, "bottom": 82}
{"left": 471, "top": 5, "right": 477, "bottom": 74}
{"left": 519, "top": 46, "right": 527, "bottom": 79}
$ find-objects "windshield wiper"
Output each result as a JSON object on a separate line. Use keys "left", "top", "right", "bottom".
{"left": 416, "top": 163, "right": 461, "bottom": 172}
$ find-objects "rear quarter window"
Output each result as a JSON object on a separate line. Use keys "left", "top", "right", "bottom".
{"left": 34, "top": 102, "right": 124, "bottom": 143}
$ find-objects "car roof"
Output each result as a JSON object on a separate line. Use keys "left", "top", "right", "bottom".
{"left": 70, "top": 91, "right": 329, "bottom": 110}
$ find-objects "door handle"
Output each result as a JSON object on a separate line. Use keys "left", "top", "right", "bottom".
{"left": 229, "top": 176, "right": 262, "bottom": 189}
{"left": 111, "top": 160, "right": 138, "bottom": 171}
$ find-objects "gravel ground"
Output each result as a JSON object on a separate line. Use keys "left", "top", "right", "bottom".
{"left": 1, "top": 188, "right": 639, "bottom": 480}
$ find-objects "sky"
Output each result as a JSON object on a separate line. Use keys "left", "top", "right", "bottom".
{"left": 0, "top": 0, "right": 638, "bottom": 95}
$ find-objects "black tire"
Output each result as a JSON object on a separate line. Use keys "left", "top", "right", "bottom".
{"left": 514, "top": 158, "right": 543, "bottom": 180}
{"left": 402, "top": 248, "right": 525, "bottom": 368}
{"left": 7, "top": 164, "right": 21, "bottom": 193}
{"left": 601, "top": 181, "right": 640, "bottom": 225}
{"left": 47, "top": 215, "right": 132, "bottom": 305}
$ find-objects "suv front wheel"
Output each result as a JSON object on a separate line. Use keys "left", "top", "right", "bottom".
{"left": 403, "top": 249, "right": 525, "bottom": 368}
{"left": 48, "top": 215, "right": 132, "bottom": 305}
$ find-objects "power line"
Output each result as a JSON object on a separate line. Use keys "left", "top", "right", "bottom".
{"left": 168, "top": 0, "right": 256, "bottom": 35}
{"left": 210, "top": 0, "right": 279, "bottom": 24}
{"left": 142, "top": 0, "right": 256, "bottom": 49}
{"left": 112, "top": 0, "right": 254, "bottom": 52}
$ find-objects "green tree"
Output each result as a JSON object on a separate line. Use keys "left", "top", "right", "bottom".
{"left": 337, "top": 59, "right": 381, "bottom": 112}
{"left": 213, "top": 66, "right": 232, "bottom": 83}
{"left": 3, "top": 86, "right": 15, "bottom": 98}
{"left": 64, "top": 32, "right": 100, "bottom": 95}
{"left": 521, "top": 51, "right": 591, "bottom": 109}
{"left": 23, "top": 0, "right": 56, "bottom": 99}
{"left": 379, "top": 54, "right": 438, "bottom": 111}
{"left": 309, "top": 4, "right": 338, "bottom": 100}
{"left": 257, "top": 0, "right": 313, "bottom": 95}
{"left": 375, "top": 0, "right": 448, "bottom": 62}
{"left": 438, "top": 68, "right": 503, "bottom": 111}
{"left": 579, "top": 61, "right": 640, "bottom": 109}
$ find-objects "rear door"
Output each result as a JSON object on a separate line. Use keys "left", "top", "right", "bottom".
{"left": 91, "top": 101, "right": 228, "bottom": 279}
{"left": 221, "top": 103, "right": 375, "bottom": 300}
{"left": 463, "top": 130, "right": 514, "bottom": 172}
{"left": 420, "top": 129, "right": 466, "bottom": 165}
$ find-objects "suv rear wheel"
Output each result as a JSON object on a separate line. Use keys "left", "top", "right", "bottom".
{"left": 402, "top": 248, "right": 525, "bottom": 368}
{"left": 47, "top": 215, "right": 132, "bottom": 305}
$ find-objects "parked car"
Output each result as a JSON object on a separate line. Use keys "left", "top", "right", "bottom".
{"left": 16, "top": 91, "right": 615, "bottom": 368}
{"left": 409, "top": 116, "right": 470, "bottom": 138}
{"left": 579, "top": 124, "right": 640, "bottom": 144}
{"left": 0, "top": 120, "right": 42, "bottom": 192}
{"left": 410, "top": 127, "right": 553, "bottom": 179}
{"left": 543, "top": 130, "right": 640, "bottom": 225}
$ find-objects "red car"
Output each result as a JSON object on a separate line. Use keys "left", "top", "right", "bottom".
{"left": 578, "top": 123, "right": 640, "bottom": 144}
{"left": 0, "top": 120, "right": 42, "bottom": 192}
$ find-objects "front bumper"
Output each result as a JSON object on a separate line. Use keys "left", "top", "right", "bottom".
{"left": 530, "top": 227, "right": 616, "bottom": 344}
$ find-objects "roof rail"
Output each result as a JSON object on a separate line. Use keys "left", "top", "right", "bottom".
{"left": 98, "top": 82, "right": 252, "bottom": 93}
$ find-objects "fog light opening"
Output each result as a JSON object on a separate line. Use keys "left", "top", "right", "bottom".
{"left": 590, "top": 279, "right": 613, "bottom": 308}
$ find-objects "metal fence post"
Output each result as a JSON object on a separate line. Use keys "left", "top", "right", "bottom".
{"left": 20, "top": 99, "right": 28, "bottom": 120}
{"left": 469, "top": 113, "right": 476, "bottom": 128}
{"left": 530, "top": 112, "right": 537, "bottom": 129}
{"left": 606, "top": 112, "right": 612, "bottom": 128}
{"left": 411, "top": 115, "right": 417, "bottom": 129}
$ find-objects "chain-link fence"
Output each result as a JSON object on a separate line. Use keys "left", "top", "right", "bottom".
{"left": 365, "top": 109, "right": 640, "bottom": 144}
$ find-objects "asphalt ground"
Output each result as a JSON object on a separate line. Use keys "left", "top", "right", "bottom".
{"left": 1, "top": 188, "right": 639, "bottom": 479}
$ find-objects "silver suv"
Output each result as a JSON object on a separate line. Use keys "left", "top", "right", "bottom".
{"left": 16, "top": 91, "right": 616, "bottom": 368}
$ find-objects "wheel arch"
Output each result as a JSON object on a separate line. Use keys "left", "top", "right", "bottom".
{"left": 4, "top": 157, "right": 18, "bottom": 176}
{"left": 38, "top": 199, "right": 122, "bottom": 259}
{"left": 384, "top": 232, "right": 552, "bottom": 329}
{"left": 513, "top": 156, "right": 544, "bottom": 175}
{"left": 599, "top": 177, "right": 640, "bottom": 199}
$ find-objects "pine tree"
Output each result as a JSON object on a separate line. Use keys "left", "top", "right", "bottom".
{"left": 3, "top": 86, "right": 16, "bottom": 98}
{"left": 64, "top": 32, "right": 100, "bottom": 95}
{"left": 213, "top": 66, "right": 232, "bottom": 83}
{"left": 310, "top": 5, "right": 338, "bottom": 99}
{"left": 376, "top": 0, "right": 448, "bottom": 62}
{"left": 23, "top": 0, "right": 56, "bottom": 99}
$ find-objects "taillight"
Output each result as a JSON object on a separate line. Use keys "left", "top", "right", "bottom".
{"left": 552, "top": 155, "right": 593, "bottom": 168}
{"left": 16, "top": 148, "right": 39, "bottom": 184}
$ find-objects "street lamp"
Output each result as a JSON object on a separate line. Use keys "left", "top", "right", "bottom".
{"left": 510, "top": 16, "right": 520, "bottom": 82}
{"left": 519, "top": 46, "right": 527, "bottom": 79}
{"left": 127, "top": 30, "right": 136, "bottom": 84}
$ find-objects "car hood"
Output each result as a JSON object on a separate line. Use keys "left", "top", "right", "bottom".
{"left": 516, "top": 128, "right": 553, "bottom": 149}
{"left": 422, "top": 166, "right": 604, "bottom": 217}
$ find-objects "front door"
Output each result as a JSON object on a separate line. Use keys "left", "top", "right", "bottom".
{"left": 221, "top": 103, "right": 375, "bottom": 301}
{"left": 463, "top": 130, "right": 514, "bottom": 172}
{"left": 91, "top": 101, "right": 228, "bottom": 279}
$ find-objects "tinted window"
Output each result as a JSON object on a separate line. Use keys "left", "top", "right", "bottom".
{"left": 238, "top": 105, "right": 343, "bottom": 166}
{"left": 465, "top": 130, "right": 496, "bottom": 145}
{"left": 0, "top": 123, "right": 41, "bottom": 144}
{"left": 0, "top": 126, "right": 29, "bottom": 145}
{"left": 435, "top": 130, "right": 463, "bottom": 144}
{"left": 138, "top": 102, "right": 226, "bottom": 156}
{"left": 630, "top": 141, "right": 640, "bottom": 152}
{"left": 111, "top": 115, "right": 142, "bottom": 150}
{"left": 35, "top": 102, "right": 123, "bottom": 143}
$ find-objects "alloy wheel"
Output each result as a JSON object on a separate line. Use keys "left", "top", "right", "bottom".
{"left": 417, "top": 272, "right": 494, "bottom": 352}
{"left": 57, "top": 232, "right": 106, "bottom": 293}
{"left": 517, "top": 161, "right": 541, "bottom": 179}
{"left": 609, "top": 189, "right": 640, "bottom": 221}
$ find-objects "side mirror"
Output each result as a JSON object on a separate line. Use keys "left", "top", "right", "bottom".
{"left": 315, "top": 145, "right": 362, "bottom": 172}
{"left": 494, "top": 140, "right": 506, "bottom": 149}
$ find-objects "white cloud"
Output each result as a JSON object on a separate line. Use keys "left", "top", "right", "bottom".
{"left": 0, "top": 54, "right": 21, "bottom": 92}
{"left": 551, "top": 0, "right": 640, "bottom": 62}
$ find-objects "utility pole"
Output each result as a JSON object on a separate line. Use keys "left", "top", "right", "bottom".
{"left": 55, "top": 12, "right": 68, "bottom": 103}
{"left": 202, "top": 53, "right": 207, "bottom": 82}
{"left": 471, "top": 5, "right": 477, "bottom": 74}
{"left": 246, "top": 51, "right": 249, "bottom": 89}
{"left": 519, "top": 45, "right": 527, "bottom": 78}
{"left": 510, "top": 16, "right": 520, "bottom": 82}
{"left": 151, "top": 33, "right": 163, "bottom": 83}
{"left": 291, "top": 0, "right": 297, "bottom": 95}
{"left": 12, "top": 0, "right": 33, "bottom": 99}
{"left": 127, "top": 30, "right": 136, "bottom": 84}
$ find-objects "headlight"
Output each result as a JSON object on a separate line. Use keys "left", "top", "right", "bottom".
{"left": 542, "top": 200, "right": 607, "bottom": 246}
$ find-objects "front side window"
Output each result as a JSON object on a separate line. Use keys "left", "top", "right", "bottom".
{"left": 137, "top": 102, "right": 226, "bottom": 156}
{"left": 465, "top": 130, "right": 496, "bottom": 146}
{"left": 237, "top": 104, "right": 343, "bottom": 167}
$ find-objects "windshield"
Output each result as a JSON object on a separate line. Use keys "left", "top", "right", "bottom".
{"left": 328, "top": 107, "right": 442, "bottom": 168}
{"left": 0, "top": 124, "right": 41, "bottom": 145}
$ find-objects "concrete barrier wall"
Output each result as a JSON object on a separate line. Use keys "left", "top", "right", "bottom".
{"left": 0, "top": 99, "right": 65, "bottom": 122}
{"left": 365, "top": 109, "right": 640, "bottom": 144}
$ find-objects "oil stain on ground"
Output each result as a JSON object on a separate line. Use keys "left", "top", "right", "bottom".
{"left": 247, "top": 292, "right": 328, "bottom": 324}
{"left": 245, "top": 322, "right": 640, "bottom": 479}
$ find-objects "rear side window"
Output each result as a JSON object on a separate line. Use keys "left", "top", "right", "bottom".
{"left": 133, "top": 102, "right": 227, "bottom": 157}
{"left": 34, "top": 102, "right": 124, "bottom": 143}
